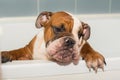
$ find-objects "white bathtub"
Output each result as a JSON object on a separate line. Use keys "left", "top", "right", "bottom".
{"left": 0, "top": 14, "right": 120, "bottom": 80}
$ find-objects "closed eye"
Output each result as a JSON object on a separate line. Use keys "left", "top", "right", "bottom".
{"left": 52, "top": 24, "right": 65, "bottom": 34}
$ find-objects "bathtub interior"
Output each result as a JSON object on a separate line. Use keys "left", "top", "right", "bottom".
{"left": 0, "top": 15, "right": 120, "bottom": 80}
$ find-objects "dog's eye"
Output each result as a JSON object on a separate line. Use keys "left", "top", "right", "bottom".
{"left": 52, "top": 25, "right": 65, "bottom": 34}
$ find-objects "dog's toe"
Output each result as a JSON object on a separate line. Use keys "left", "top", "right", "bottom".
{"left": 84, "top": 52, "right": 106, "bottom": 73}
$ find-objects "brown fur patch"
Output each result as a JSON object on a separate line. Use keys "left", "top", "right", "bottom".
{"left": 44, "top": 12, "right": 74, "bottom": 43}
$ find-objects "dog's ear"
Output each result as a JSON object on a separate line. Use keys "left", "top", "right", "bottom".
{"left": 35, "top": 11, "right": 53, "bottom": 28}
{"left": 81, "top": 22, "right": 91, "bottom": 40}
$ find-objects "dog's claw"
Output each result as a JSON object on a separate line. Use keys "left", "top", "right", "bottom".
{"left": 104, "top": 60, "right": 107, "bottom": 65}
{"left": 102, "top": 67, "right": 104, "bottom": 72}
{"left": 89, "top": 68, "right": 91, "bottom": 72}
{"left": 95, "top": 67, "right": 98, "bottom": 73}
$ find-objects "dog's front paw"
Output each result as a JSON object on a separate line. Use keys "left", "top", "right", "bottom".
{"left": 2, "top": 56, "right": 12, "bottom": 63}
{"left": 1, "top": 51, "right": 12, "bottom": 63}
{"left": 83, "top": 52, "right": 106, "bottom": 73}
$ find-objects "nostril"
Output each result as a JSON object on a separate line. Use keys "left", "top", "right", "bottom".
{"left": 64, "top": 37, "right": 75, "bottom": 47}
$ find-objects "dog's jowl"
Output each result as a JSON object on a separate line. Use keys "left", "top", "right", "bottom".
{"left": 1, "top": 11, "right": 106, "bottom": 72}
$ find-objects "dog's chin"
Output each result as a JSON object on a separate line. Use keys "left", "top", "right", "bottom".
{"left": 52, "top": 48, "right": 80, "bottom": 65}
{"left": 52, "top": 48, "right": 73, "bottom": 63}
{"left": 47, "top": 43, "right": 79, "bottom": 65}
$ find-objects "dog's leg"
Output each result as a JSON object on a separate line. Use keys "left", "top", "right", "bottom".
{"left": 1, "top": 36, "right": 38, "bottom": 63}
{"left": 80, "top": 42, "right": 106, "bottom": 73}
{"left": 1, "top": 47, "right": 33, "bottom": 63}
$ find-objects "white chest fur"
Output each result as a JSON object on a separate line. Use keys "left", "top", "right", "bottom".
{"left": 33, "top": 30, "right": 48, "bottom": 60}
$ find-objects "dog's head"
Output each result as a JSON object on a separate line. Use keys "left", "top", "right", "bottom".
{"left": 35, "top": 11, "right": 90, "bottom": 65}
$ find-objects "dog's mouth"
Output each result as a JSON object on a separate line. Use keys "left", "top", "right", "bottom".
{"left": 48, "top": 47, "right": 79, "bottom": 65}
{"left": 51, "top": 48, "right": 76, "bottom": 63}
{"left": 46, "top": 36, "right": 80, "bottom": 65}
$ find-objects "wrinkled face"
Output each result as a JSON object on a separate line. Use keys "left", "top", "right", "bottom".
{"left": 46, "top": 33, "right": 78, "bottom": 65}
{"left": 36, "top": 11, "right": 90, "bottom": 65}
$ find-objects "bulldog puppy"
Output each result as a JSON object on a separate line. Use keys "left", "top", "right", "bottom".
{"left": 1, "top": 11, "right": 106, "bottom": 72}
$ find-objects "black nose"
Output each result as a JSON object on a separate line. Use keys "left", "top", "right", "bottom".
{"left": 64, "top": 37, "right": 75, "bottom": 48}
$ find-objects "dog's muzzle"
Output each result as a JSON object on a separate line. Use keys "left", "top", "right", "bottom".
{"left": 46, "top": 36, "right": 79, "bottom": 65}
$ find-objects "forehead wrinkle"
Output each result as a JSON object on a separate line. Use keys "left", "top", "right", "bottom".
{"left": 51, "top": 12, "right": 74, "bottom": 32}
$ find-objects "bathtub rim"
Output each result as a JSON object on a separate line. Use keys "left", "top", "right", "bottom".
{"left": 1, "top": 57, "right": 120, "bottom": 79}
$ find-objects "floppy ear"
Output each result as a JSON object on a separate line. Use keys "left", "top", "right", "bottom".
{"left": 35, "top": 11, "right": 53, "bottom": 28}
{"left": 81, "top": 22, "right": 91, "bottom": 40}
